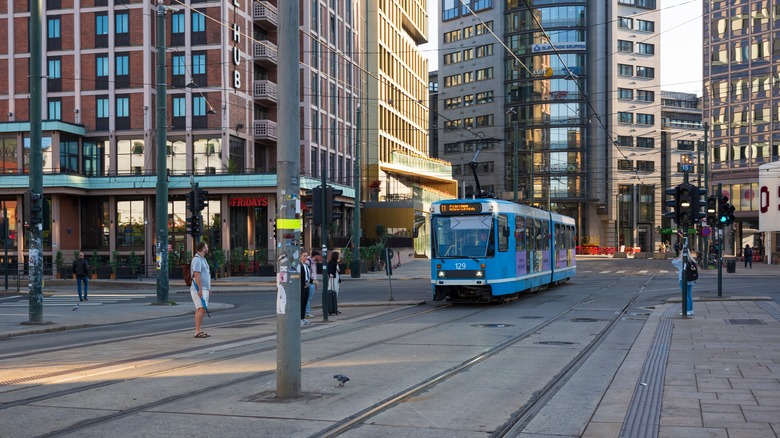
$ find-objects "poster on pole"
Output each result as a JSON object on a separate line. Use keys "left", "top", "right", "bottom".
{"left": 758, "top": 161, "right": 780, "bottom": 232}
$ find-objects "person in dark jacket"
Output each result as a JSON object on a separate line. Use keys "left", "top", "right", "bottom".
{"left": 72, "top": 252, "right": 90, "bottom": 301}
{"left": 743, "top": 244, "right": 753, "bottom": 269}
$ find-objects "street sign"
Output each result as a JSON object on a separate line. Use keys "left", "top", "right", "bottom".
{"left": 701, "top": 227, "right": 711, "bottom": 237}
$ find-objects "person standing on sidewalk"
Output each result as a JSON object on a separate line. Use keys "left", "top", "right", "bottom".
{"left": 672, "top": 250, "right": 697, "bottom": 316}
{"left": 299, "top": 251, "right": 311, "bottom": 326}
{"left": 304, "top": 250, "right": 320, "bottom": 318}
{"left": 72, "top": 252, "right": 90, "bottom": 302}
{"left": 327, "top": 251, "right": 341, "bottom": 296}
{"left": 190, "top": 242, "right": 211, "bottom": 338}
{"left": 743, "top": 244, "right": 753, "bottom": 269}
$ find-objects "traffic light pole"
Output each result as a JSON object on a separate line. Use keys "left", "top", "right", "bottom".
{"left": 681, "top": 171, "right": 690, "bottom": 319}
{"left": 154, "top": 2, "right": 170, "bottom": 304}
{"left": 320, "top": 160, "right": 329, "bottom": 321}
{"left": 276, "top": 1, "right": 302, "bottom": 399}
{"left": 717, "top": 183, "right": 723, "bottom": 297}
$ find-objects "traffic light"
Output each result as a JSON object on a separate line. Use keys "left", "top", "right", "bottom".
{"left": 29, "top": 192, "right": 43, "bottom": 226}
{"left": 693, "top": 187, "right": 707, "bottom": 224}
{"left": 272, "top": 219, "right": 277, "bottom": 237}
{"left": 677, "top": 183, "right": 695, "bottom": 226}
{"left": 329, "top": 187, "right": 343, "bottom": 222}
{"left": 185, "top": 189, "right": 198, "bottom": 217}
{"left": 312, "top": 187, "right": 324, "bottom": 225}
{"left": 211, "top": 228, "right": 221, "bottom": 247}
{"left": 705, "top": 196, "right": 718, "bottom": 227}
{"left": 717, "top": 195, "right": 735, "bottom": 227}
{"left": 187, "top": 215, "right": 201, "bottom": 237}
{"left": 664, "top": 186, "right": 679, "bottom": 221}
{"left": 196, "top": 188, "right": 209, "bottom": 212}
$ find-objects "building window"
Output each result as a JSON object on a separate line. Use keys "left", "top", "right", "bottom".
{"left": 463, "top": 72, "right": 474, "bottom": 83}
{"left": 636, "top": 90, "right": 654, "bottom": 102}
{"left": 95, "top": 13, "right": 109, "bottom": 47}
{"left": 476, "top": 67, "right": 493, "bottom": 81}
{"left": 636, "top": 19, "right": 655, "bottom": 32}
{"left": 636, "top": 113, "right": 654, "bottom": 125}
{"left": 171, "top": 11, "right": 185, "bottom": 46}
{"left": 443, "top": 29, "right": 460, "bottom": 43}
{"left": 637, "top": 43, "right": 654, "bottom": 55}
{"left": 82, "top": 140, "right": 106, "bottom": 177}
{"left": 192, "top": 10, "right": 206, "bottom": 44}
{"left": 116, "top": 199, "right": 145, "bottom": 248}
{"left": 618, "top": 112, "right": 633, "bottom": 123}
{"left": 81, "top": 197, "right": 110, "bottom": 249}
{"left": 96, "top": 97, "right": 109, "bottom": 130}
{"left": 475, "top": 44, "right": 493, "bottom": 57}
{"left": 618, "top": 88, "right": 633, "bottom": 100}
{"left": 636, "top": 0, "right": 656, "bottom": 9}
{"left": 444, "top": 74, "right": 462, "bottom": 87}
{"left": 444, "top": 97, "right": 461, "bottom": 109}
{"left": 463, "top": 95, "right": 474, "bottom": 106}
{"left": 443, "top": 0, "right": 460, "bottom": 21}
{"left": 47, "top": 58, "right": 62, "bottom": 92}
{"left": 116, "top": 96, "right": 130, "bottom": 129}
{"left": 116, "top": 55, "right": 130, "bottom": 88}
{"left": 636, "top": 137, "right": 654, "bottom": 148}
{"left": 96, "top": 56, "right": 109, "bottom": 89}
{"left": 60, "top": 137, "right": 79, "bottom": 173}
{"left": 618, "top": 40, "right": 633, "bottom": 52}
{"left": 48, "top": 99, "right": 62, "bottom": 120}
{"left": 476, "top": 91, "right": 493, "bottom": 104}
{"left": 618, "top": 159, "right": 633, "bottom": 170}
{"left": 443, "top": 51, "right": 461, "bottom": 65}
{"left": 618, "top": 17, "right": 632, "bottom": 29}
{"left": 635, "top": 66, "right": 655, "bottom": 78}
{"left": 617, "top": 135, "right": 633, "bottom": 147}
{"left": 475, "top": 21, "right": 492, "bottom": 35}
{"left": 117, "top": 140, "right": 145, "bottom": 175}
{"left": 193, "top": 96, "right": 207, "bottom": 116}
{"left": 618, "top": 64, "right": 633, "bottom": 76}
{"left": 0, "top": 137, "right": 19, "bottom": 174}
{"left": 475, "top": 114, "right": 493, "bottom": 127}
{"left": 172, "top": 97, "right": 185, "bottom": 130}
{"left": 677, "top": 140, "right": 695, "bottom": 151}
{"left": 47, "top": 17, "right": 61, "bottom": 50}
{"left": 172, "top": 55, "right": 186, "bottom": 88}
{"left": 444, "top": 142, "right": 461, "bottom": 154}
{"left": 115, "top": 12, "right": 129, "bottom": 46}
{"left": 193, "top": 138, "right": 221, "bottom": 174}
{"left": 192, "top": 53, "right": 206, "bottom": 84}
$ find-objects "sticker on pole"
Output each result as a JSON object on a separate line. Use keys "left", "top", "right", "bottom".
{"left": 276, "top": 218, "right": 301, "bottom": 230}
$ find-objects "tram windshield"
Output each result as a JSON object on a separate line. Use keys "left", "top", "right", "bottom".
{"left": 432, "top": 214, "right": 495, "bottom": 258}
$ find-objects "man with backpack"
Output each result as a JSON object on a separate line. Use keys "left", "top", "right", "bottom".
{"left": 743, "top": 244, "right": 753, "bottom": 269}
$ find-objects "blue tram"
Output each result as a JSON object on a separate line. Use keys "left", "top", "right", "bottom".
{"left": 430, "top": 199, "right": 577, "bottom": 303}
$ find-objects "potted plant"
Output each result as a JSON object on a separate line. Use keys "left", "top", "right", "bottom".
{"left": 55, "top": 250, "right": 64, "bottom": 279}
{"left": 89, "top": 250, "right": 101, "bottom": 280}
{"left": 128, "top": 251, "right": 141, "bottom": 279}
{"left": 212, "top": 248, "right": 226, "bottom": 278}
{"left": 110, "top": 250, "right": 120, "bottom": 280}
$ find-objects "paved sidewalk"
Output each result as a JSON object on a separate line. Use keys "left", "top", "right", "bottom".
{"left": 586, "top": 297, "right": 780, "bottom": 438}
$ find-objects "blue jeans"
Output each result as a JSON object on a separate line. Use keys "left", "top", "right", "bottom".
{"left": 305, "top": 284, "right": 315, "bottom": 315}
{"left": 77, "top": 275, "right": 89, "bottom": 300}
{"left": 679, "top": 280, "right": 693, "bottom": 314}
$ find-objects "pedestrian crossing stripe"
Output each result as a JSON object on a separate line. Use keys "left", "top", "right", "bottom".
{"left": 0, "top": 294, "right": 155, "bottom": 307}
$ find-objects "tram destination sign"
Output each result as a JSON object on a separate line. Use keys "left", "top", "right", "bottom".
{"left": 440, "top": 203, "right": 483, "bottom": 214}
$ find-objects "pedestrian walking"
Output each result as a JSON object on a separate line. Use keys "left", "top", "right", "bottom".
{"left": 304, "top": 250, "right": 320, "bottom": 318}
{"left": 72, "top": 251, "right": 90, "bottom": 302}
{"left": 672, "top": 250, "right": 697, "bottom": 316}
{"left": 743, "top": 244, "right": 753, "bottom": 269}
{"left": 299, "top": 251, "right": 311, "bottom": 326}
{"left": 190, "top": 242, "right": 211, "bottom": 338}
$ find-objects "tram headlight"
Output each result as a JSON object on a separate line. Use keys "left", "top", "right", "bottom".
{"left": 475, "top": 270, "right": 484, "bottom": 278}
{"left": 438, "top": 270, "right": 446, "bottom": 278}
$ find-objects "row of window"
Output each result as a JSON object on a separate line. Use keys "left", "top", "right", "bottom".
{"left": 709, "top": 9, "right": 775, "bottom": 40}
{"left": 615, "top": 136, "right": 656, "bottom": 148}
{"left": 710, "top": 103, "right": 780, "bottom": 127}
{"left": 617, "top": 159, "right": 655, "bottom": 172}
{"left": 442, "top": 20, "right": 493, "bottom": 43}
{"left": 617, "top": 40, "right": 655, "bottom": 55}
{"left": 617, "top": 16, "right": 655, "bottom": 32}
{"left": 443, "top": 67, "right": 495, "bottom": 87}
{"left": 709, "top": 38, "right": 777, "bottom": 67}
{"left": 444, "top": 114, "right": 494, "bottom": 131}
{"left": 617, "top": 112, "right": 656, "bottom": 125}
{"left": 712, "top": 142, "right": 780, "bottom": 167}
{"left": 442, "top": 0, "right": 494, "bottom": 22}
{"left": 617, "top": 88, "right": 655, "bottom": 102}
{"left": 443, "top": 91, "right": 494, "bottom": 109}
{"left": 618, "top": 64, "right": 655, "bottom": 78}
{"left": 617, "top": 0, "right": 656, "bottom": 8}
{"left": 451, "top": 161, "right": 494, "bottom": 175}
{"left": 443, "top": 140, "right": 496, "bottom": 155}
{"left": 442, "top": 44, "right": 495, "bottom": 65}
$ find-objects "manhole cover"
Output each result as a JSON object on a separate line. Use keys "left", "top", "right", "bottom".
{"left": 726, "top": 319, "right": 766, "bottom": 325}
{"left": 535, "top": 341, "right": 576, "bottom": 345}
{"left": 471, "top": 323, "right": 513, "bottom": 328}
{"left": 570, "top": 317, "right": 601, "bottom": 323}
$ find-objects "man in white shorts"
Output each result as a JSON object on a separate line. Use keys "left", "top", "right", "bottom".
{"left": 191, "top": 242, "right": 211, "bottom": 338}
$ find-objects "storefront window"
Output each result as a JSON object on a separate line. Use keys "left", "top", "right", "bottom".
{"left": 81, "top": 197, "right": 110, "bottom": 250}
{"left": 60, "top": 136, "right": 79, "bottom": 173}
{"left": 117, "top": 139, "right": 146, "bottom": 175}
{"left": 193, "top": 138, "right": 221, "bottom": 174}
{"left": 23, "top": 136, "right": 53, "bottom": 173}
{"left": 116, "top": 199, "right": 144, "bottom": 249}
{"left": 1, "top": 199, "right": 18, "bottom": 254}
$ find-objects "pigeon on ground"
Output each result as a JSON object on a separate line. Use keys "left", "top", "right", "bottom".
{"left": 333, "top": 374, "right": 350, "bottom": 386}
{"left": 72, "top": 303, "right": 79, "bottom": 311}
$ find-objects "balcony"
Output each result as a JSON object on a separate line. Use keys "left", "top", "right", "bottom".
{"left": 253, "top": 79, "right": 278, "bottom": 104}
{"left": 253, "top": 1, "right": 278, "bottom": 30}
{"left": 254, "top": 119, "right": 278, "bottom": 142}
{"left": 253, "top": 41, "right": 278, "bottom": 68}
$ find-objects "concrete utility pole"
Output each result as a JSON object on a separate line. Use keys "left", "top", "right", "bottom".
{"left": 155, "top": 1, "right": 170, "bottom": 304}
{"left": 27, "top": 0, "right": 44, "bottom": 323}
{"left": 350, "top": 107, "right": 361, "bottom": 278}
{"left": 276, "top": 0, "right": 302, "bottom": 398}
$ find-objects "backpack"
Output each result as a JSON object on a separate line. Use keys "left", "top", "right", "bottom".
{"left": 745, "top": 247, "right": 753, "bottom": 257}
{"left": 183, "top": 264, "right": 193, "bottom": 287}
{"left": 685, "top": 260, "right": 698, "bottom": 281}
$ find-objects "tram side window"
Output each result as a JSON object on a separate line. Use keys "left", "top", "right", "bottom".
{"left": 498, "top": 214, "right": 509, "bottom": 252}
{"left": 515, "top": 216, "right": 525, "bottom": 251}
{"left": 528, "top": 219, "right": 536, "bottom": 251}
{"left": 540, "top": 220, "right": 549, "bottom": 250}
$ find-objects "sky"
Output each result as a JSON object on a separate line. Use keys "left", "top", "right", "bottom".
{"left": 420, "top": 0, "right": 704, "bottom": 96}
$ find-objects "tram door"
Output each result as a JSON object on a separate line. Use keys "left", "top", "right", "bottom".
{"left": 515, "top": 216, "right": 529, "bottom": 276}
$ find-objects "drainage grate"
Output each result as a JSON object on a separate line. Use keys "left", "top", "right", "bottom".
{"left": 535, "top": 341, "right": 576, "bottom": 345}
{"left": 726, "top": 319, "right": 766, "bottom": 325}
{"left": 471, "top": 323, "right": 513, "bottom": 328}
{"left": 570, "top": 317, "right": 601, "bottom": 323}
